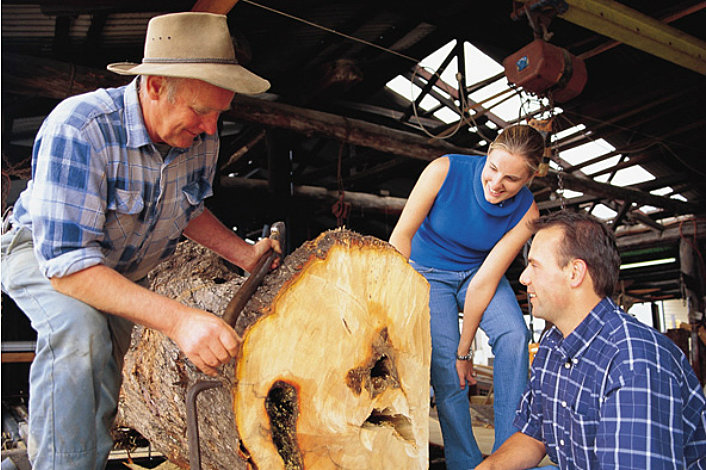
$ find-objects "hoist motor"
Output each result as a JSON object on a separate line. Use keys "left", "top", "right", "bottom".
{"left": 503, "top": 38, "right": 587, "bottom": 102}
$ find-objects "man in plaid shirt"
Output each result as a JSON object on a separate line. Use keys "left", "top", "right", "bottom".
{"left": 478, "top": 211, "right": 706, "bottom": 469}
{"left": 1, "top": 13, "right": 276, "bottom": 470}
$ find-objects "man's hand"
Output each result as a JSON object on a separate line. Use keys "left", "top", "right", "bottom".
{"left": 50, "top": 264, "right": 244, "bottom": 376}
{"left": 183, "top": 210, "right": 283, "bottom": 273}
{"left": 169, "top": 308, "right": 242, "bottom": 376}
{"left": 456, "top": 359, "right": 477, "bottom": 388}
{"left": 240, "top": 237, "right": 281, "bottom": 273}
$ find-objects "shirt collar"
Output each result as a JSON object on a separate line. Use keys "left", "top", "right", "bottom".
{"left": 123, "top": 78, "right": 153, "bottom": 149}
{"left": 554, "top": 297, "right": 614, "bottom": 361}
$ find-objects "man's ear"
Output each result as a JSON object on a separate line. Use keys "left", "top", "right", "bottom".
{"left": 569, "top": 259, "right": 589, "bottom": 288}
{"left": 144, "top": 76, "right": 165, "bottom": 100}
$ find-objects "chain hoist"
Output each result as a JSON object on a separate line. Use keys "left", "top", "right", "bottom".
{"left": 529, "top": 92, "right": 565, "bottom": 210}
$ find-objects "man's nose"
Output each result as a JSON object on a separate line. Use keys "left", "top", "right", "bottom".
{"left": 200, "top": 114, "right": 219, "bottom": 135}
{"left": 519, "top": 266, "right": 530, "bottom": 286}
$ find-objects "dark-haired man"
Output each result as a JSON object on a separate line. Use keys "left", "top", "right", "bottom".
{"left": 478, "top": 210, "right": 706, "bottom": 469}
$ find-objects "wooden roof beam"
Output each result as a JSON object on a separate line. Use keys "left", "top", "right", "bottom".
{"left": 546, "top": 170, "right": 700, "bottom": 214}
{"left": 3, "top": 53, "right": 700, "bottom": 216}
{"left": 616, "top": 217, "right": 706, "bottom": 250}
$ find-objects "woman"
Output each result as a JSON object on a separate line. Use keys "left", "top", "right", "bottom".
{"left": 389, "top": 124, "right": 544, "bottom": 469}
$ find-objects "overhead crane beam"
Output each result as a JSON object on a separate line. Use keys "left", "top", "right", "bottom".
{"left": 517, "top": 0, "right": 706, "bottom": 75}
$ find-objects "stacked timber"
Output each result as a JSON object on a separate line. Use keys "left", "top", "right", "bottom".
{"left": 117, "top": 229, "right": 431, "bottom": 469}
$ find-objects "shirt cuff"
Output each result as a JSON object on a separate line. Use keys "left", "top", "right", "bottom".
{"left": 39, "top": 246, "right": 105, "bottom": 279}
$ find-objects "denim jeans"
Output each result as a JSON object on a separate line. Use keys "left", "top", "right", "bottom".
{"left": 413, "top": 261, "right": 530, "bottom": 470}
{"left": 1, "top": 226, "right": 134, "bottom": 470}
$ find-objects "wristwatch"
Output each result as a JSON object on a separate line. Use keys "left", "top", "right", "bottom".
{"left": 456, "top": 350, "right": 473, "bottom": 361}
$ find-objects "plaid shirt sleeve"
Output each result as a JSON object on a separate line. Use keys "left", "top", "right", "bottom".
{"left": 27, "top": 107, "right": 109, "bottom": 278}
{"left": 515, "top": 376, "right": 544, "bottom": 441}
{"left": 597, "top": 361, "right": 706, "bottom": 469}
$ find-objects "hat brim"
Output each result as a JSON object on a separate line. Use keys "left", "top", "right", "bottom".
{"left": 107, "top": 62, "right": 270, "bottom": 95}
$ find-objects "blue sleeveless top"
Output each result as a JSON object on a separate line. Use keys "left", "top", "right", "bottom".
{"left": 410, "top": 154, "right": 534, "bottom": 271}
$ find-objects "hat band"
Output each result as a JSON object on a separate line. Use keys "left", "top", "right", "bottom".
{"left": 142, "top": 57, "right": 238, "bottom": 65}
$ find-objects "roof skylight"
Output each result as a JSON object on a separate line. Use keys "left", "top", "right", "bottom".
{"left": 385, "top": 37, "right": 658, "bottom": 204}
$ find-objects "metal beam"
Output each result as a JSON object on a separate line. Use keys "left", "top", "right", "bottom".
{"left": 577, "top": 2, "right": 706, "bottom": 60}
{"left": 559, "top": 0, "right": 706, "bottom": 75}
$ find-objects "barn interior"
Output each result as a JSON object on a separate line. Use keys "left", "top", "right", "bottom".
{"left": 2, "top": 0, "right": 705, "bottom": 467}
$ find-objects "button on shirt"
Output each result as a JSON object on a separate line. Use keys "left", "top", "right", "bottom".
{"left": 12, "top": 79, "right": 219, "bottom": 281}
{"left": 515, "top": 297, "right": 706, "bottom": 469}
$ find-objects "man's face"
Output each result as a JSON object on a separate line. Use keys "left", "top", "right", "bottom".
{"left": 519, "top": 226, "right": 573, "bottom": 324}
{"left": 149, "top": 77, "right": 234, "bottom": 148}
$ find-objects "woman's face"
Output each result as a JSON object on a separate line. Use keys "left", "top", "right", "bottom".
{"left": 480, "top": 148, "right": 533, "bottom": 204}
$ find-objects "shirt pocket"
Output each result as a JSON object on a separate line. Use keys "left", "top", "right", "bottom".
{"left": 104, "top": 188, "right": 145, "bottom": 244}
{"left": 180, "top": 178, "right": 213, "bottom": 220}
{"left": 108, "top": 188, "right": 145, "bottom": 214}
{"left": 568, "top": 389, "right": 600, "bottom": 468}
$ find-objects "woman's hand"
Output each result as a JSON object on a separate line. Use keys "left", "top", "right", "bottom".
{"left": 456, "top": 358, "right": 477, "bottom": 388}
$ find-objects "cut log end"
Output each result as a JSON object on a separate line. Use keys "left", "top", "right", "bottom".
{"left": 234, "top": 230, "right": 431, "bottom": 469}
{"left": 118, "top": 229, "right": 430, "bottom": 470}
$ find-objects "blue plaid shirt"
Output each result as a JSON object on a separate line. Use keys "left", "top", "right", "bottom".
{"left": 515, "top": 297, "right": 706, "bottom": 469}
{"left": 12, "top": 79, "right": 219, "bottom": 281}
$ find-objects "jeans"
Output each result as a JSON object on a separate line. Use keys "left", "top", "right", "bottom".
{"left": 1, "top": 226, "right": 134, "bottom": 470}
{"left": 413, "top": 261, "right": 530, "bottom": 470}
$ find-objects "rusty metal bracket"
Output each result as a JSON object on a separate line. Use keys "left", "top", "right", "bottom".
{"left": 186, "top": 380, "right": 223, "bottom": 470}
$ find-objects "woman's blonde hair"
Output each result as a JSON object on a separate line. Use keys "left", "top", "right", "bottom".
{"left": 488, "top": 124, "right": 545, "bottom": 176}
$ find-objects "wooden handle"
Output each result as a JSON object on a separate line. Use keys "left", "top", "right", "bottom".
{"left": 221, "top": 222, "right": 285, "bottom": 327}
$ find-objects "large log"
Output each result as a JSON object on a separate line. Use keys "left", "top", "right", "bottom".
{"left": 117, "top": 229, "right": 431, "bottom": 469}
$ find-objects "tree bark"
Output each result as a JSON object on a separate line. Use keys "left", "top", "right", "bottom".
{"left": 117, "top": 229, "right": 431, "bottom": 469}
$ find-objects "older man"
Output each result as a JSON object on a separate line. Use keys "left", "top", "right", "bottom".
{"left": 1, "top": 12, "right": 274, "bottom": 469}
{"left": 478, "top": 210, "right": 706, "bottom": 470}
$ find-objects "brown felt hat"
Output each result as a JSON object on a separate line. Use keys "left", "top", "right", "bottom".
{"left": 107, "top": 12, "right": 270, "bottom": 94}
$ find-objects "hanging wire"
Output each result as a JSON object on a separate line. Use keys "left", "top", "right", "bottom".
{"left": 331, "top": 125, "right": 352, "bottom": 227}
{"left": 241, "top": 0, "right": 421, "bottom": 65}
{"left": 240, "top": 1, "right": 510, "bottom": 144}
{"left": 525, "top": 90, "right": 566, "bottom": 210}
{"left": 409, "top": 62, "right": 515, "bottom": 143}
{"left": 545, "top": 92, "right": 566, "bottom": 210}
{"left": 409, "top": 64, "right": 467, "bottom": 141}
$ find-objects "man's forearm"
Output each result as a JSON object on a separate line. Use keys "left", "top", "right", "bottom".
{"left": 50, "top": 263, "right": 242, "bottom": 375}
{"left": 50, "top": 264, "right": 192, "bottom": 336}
{"left": 183, "top": 208, "right": 264, "bottom": 272}
{"left": 477, "top": 432, "right": 546, "bottom": 470}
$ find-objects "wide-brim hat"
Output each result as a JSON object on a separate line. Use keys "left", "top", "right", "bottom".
{"left": 107, "top": 12, "right": 270, "bottom": 95}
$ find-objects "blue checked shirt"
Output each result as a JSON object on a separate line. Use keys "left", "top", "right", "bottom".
{"left": 515, "top": 297, "right": 706, "bottom": 469}
{"left": 12, "top": 79, "right": 219, "bottom": 281}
